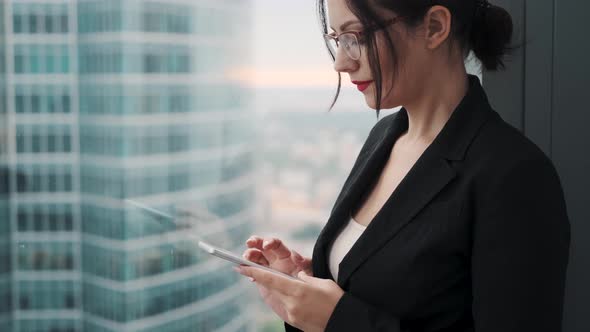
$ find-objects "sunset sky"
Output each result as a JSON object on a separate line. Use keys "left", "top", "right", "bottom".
{"left": 245, "top": 0, "right": 347, "bottom": 88}
{"left": 237, "top": 0, "right": 481, "bottom": 88}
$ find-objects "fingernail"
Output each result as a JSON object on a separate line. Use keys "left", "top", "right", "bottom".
{"left": 262, "top": 240, "right": 269, "bottom": 248}
{"left": 249, "top": 277, "right": 255, "bottom": 282}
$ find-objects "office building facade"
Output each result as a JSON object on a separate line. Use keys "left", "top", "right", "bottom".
{"left": 1, "top": 1, "right": 255, "bottom": 331}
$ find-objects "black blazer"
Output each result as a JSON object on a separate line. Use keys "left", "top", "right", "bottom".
{"left": 285, "top": 75, "right": 570, "bottom": 332}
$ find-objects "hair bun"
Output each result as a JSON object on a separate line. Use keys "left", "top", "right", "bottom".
{"left": 470, "top": 4, "right": 514, "bottom": 71}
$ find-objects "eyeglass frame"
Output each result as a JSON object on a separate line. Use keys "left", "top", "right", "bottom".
{"left": 324, "top": 17, "right": 403, "bottom": 61}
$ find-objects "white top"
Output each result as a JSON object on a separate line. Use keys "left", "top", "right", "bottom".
{"left": 328, "top": 215, "right": 367, "bottom": 282}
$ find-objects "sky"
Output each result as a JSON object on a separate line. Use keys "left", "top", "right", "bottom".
{"left": 245, "top": 0, "right": 480, "bottom": 86}
{"left": 246, "top": 0, "right": 345, "bottom": 87}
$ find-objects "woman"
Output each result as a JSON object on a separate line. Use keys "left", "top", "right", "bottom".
{"left": 236, "top": 0, "right": 571, "bottom": 331}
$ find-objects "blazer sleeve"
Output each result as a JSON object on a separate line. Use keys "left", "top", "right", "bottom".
{"left": 472, "top": 156, "right": 571, "bottom": 332}
{"left": 284, "top": 292, "right": 404, "bottom": 332}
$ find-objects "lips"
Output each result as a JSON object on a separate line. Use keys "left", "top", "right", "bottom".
{"left": 352, "top": 80, "right": 373, "bottom": 92}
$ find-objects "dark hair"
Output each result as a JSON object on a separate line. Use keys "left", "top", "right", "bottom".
{"left": 317, "top": 0, "right": 514, "bottom": 116}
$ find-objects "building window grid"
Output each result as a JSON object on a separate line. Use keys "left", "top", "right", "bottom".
{"left": 82, "top": 239, "right": 206, "bottom": 281}
{"left": 6, "top": 1, "right": 252, "bottom": 330}
{"left": 78, "top": 83, "right": 246, "bottom": 115}
{"left": 82, "top": 271, "right": 240, "bottom": 322}
{"left": 77, "top": 1, "right": 192, "bottom": 34}
{"left": 17, "top": 241, "right": 75, "bottom": 271}
{"left": 12, "top": 3, "right": 69, "bottom": 34}
{"left": 18, "top": 319, "right": 77, "bottom": 332}
{"left": 16, "top": 163, "right": 72, "bottom": 193}
{"left": 79, "top": 42, "right": 191, "bottom": 74}
{"left": 14, "top": 44, "right": 69, "bottom": 74}
{"left": 17, "top": 203, "right": 74, "bottom": 233}
{"left": 79, "top": 121, "right": 253, "bottom": 157}
{"left": 18, "top": 280, "right": 78, "bottom": 310}
{"left": 16, "top": 124, "right": 71, "bottom": 154}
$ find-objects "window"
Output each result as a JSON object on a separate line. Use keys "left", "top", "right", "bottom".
{"left": 44, "top": 14, "right": 53, "bottom": 33}
{"left": 13, "top": 15, "right": 23, "bottom": 33}
{"left": 14, "top": 54, "right": 24, "bottom": 73}
{"left": 59, "top": 14, "right": 68, "bottom": 33}
{"left": 19, "top": 296, "right": 29, "bottom": 310}
{"left": 29, "top": 15, "right": 38, "bottom": 33}
{"left": 15, "top": 94, "right": 25, "bottom": 113}
{"left": 62, "top": 94, "right": 71, "bottom": 113}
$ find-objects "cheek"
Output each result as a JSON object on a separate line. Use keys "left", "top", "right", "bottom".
{"left": 375, "top": 38, "right": 409, "bottom": 90}
{"left": 382, "top": 45, "right": 427, "bottom": 99}
{"left": 368, "top": 33, "right": 415, "bottom": 106}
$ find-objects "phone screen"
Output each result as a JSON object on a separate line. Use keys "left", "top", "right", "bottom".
{"left": 198, "top": 241, "right": 300, "bottom": 281}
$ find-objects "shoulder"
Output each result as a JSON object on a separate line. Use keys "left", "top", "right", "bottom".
{"left": 465, "top": 111, "right": 564, "bottom": 198}
{"left": 468, "top": 111, "right": 555, "bottom": 173}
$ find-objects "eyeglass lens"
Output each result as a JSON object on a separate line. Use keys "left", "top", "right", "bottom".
{"left": 326, "top": 33, "right": 360, "bottom": 60}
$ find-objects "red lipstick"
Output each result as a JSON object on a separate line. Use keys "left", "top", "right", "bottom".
{"left": 352, "top": 80, "right": 373, "bottom": 92}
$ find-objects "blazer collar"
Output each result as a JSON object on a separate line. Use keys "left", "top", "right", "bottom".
{"left": 312, "top": 74, "right": 495, "bottom": 286}
{"left": 430, "top": 74, "right": 496, "bottom": 161}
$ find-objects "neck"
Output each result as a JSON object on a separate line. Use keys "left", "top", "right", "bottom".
{"left": 400, "top": 66, "right": 469, "bottom": 146}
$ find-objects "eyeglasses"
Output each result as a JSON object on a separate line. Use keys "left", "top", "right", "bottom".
{"left": 324, "top": 17, "right": 402, "bottom": 61}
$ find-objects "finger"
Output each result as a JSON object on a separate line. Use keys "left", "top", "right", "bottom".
{"left": 297, "top": 270, "right": 314, "bottom": 282}
{"left": 243, "top": 248, "right": 270, "bottom": 266}
{"left": 233, "top": 266, "right": 255, "bottom": 282}
{"left": 262, "top": 238, "right": 292, "bottom": 260}
{"left": 246, "top": 236, "right": 275, "bottom": 263}
{"left": 238, "top": 266, "right": 299, "bottom": 294}
{"left": 291, "top": 250, "right": 312, "bottom": 271}
{"left": 291, "top": 250, "right": 308, "bottom": 264}
{"left": 246, "top": 235, "right": 264, "bottom": 249}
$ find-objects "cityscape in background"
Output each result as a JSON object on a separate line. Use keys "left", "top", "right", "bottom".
{"left": 252, "top": 86, "right": 391, "bottom": 331}
{"left": 254, "top": 87, "right": 390, "bottom": 252}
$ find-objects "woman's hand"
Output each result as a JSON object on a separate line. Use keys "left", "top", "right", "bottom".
{"left": 242, "top": 235, "right": 312, "bottom": 276}
{"left": 240, "top": 236, "right": 313, "bottom": 321}
{"left": 235, "top": 266, "right": 344, "bottom": 332}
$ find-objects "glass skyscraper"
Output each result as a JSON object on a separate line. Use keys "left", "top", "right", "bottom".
{"left": 1, "top": 1, "right": 256, "bottom": 331}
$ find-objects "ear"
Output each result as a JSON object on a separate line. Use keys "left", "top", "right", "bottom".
{"left": 423, "top": 5, "right": 452, "bottom": 50}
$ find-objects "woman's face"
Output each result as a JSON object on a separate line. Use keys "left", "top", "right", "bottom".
{"left": 326, "top": 0, "right": 431, "bottom": 110}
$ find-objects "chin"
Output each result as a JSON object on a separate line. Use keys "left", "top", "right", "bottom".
{"left": 365, "top": 97, "right": 400, "bottom": 111}
{"left": 363, "top": 87, "right": 400, "bottom": 109}
{"left": 365, "top": 100, "right": 378, "bottom": 110}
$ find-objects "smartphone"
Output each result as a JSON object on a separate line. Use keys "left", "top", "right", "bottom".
{"left": 126, "top": 199, "right": 299, "bottom": 281}
{"left": 198, "top": 240, "right": 300, "bottom": 281}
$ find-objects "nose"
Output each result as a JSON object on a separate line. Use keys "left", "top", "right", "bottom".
{"left": 333, "top": 47, "right": 359, "bottom": 74}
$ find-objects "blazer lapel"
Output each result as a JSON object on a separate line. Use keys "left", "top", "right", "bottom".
{"left": 313, "top": 75, "right": 495, "bottom": 286}
{"left": 312, "top": 110, "right": 407, "bottom": 280}
{"left": 336, "top": 147, "right": 456, "bottom": 286}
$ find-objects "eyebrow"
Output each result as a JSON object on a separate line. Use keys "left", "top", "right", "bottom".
{"left": 330, "top": 20, "right": 361, "bottom": 32}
